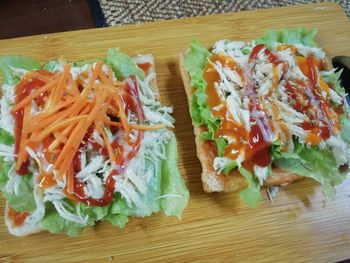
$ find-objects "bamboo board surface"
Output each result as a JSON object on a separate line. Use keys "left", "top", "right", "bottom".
{"left": 0, "top": 2, "right": 350, "bottom": 262}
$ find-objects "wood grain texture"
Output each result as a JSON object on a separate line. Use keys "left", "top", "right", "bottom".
{"left": 0, "top": 2, "right": 350, "bottom": 262}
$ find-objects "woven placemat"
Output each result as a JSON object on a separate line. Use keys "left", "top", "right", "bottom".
{"left": 98, "top": 0, "right": 349, "bottom": 26}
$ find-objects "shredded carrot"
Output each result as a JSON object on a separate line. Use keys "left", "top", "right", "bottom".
{"left": 12, "top": 79, "right": 57, "bottom": 113}
{"left": 33, "top": 115, "right": 89, "bottom": 141}
{"left": 114, "top": 96, "right": 131, "bottom": 135}
{"left": 66, "top": 74, "right": 80, "bottom": 96}
{"left": 30, "top": 95, "right": 75, "bottom": 126}
{"left": 96, "top": 124, "right": 115, "bottom": 162}
{"left": 108, "top": 67, "right": 114, "bottom": 82}
{"left": 66, "top": 163, "right": 74, "bottom": 194}
{"left": 44, "top": 64, "right": 71, "bottom": 112}
{"left": 47, "top": 102, "right": 93, "bottom": 151}
{"left": 98, "top": 70, "right": 112, "bottom": 85}
{"left": 81, "top": 61, "right": 103, "bottom": 97}
{"left": 48, "top": 125, "right": 74, "bottom": 152}
{"left": 53, "top": 131, "right": 68, "bottom": 144}
{"left": 56, "top": 148, "right": 76, "bottom": 180}
{"left": 55, "top": 90, "right": 108, "bottom": 178}
{"left": 46, "top": 103, "right": 93, "bottom": 152}
{"left": 15, "top": 104, "right": 31, "bottom": 170}
{"left": 80, "top": 70, "right": 89, "bottom": 79}
{"left": 28, "top": 108, "right": 72, "bottom": 133}
{"left": 33, "top": 71, "right": 55, "bottom": 83}
{"left": 113, "top": 80, "right": 128, "bottom": 89}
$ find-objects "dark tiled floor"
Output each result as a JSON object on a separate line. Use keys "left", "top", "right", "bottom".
{"left": 0, "top": 0, "right": 96, "bottom": 39}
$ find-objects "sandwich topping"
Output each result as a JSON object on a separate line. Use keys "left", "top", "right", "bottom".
{"left": 0, "top": 51, "right": 189, "bottom": 235}
{"left": 208, "top": 40, "right": 347, "bottom": 176}
{"left": 184, "top": 28, "right": 350, "bottom": 207}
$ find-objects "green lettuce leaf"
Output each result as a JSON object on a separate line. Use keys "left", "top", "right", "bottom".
{"left": 238, "top": 167, "right": 261, "bottom": 208}
{"left": 0, "top": 157, "right": 11, "bottom": 190}
{"left": 184, "top": 39, "right": 211, "bottom": 83}
{"left": 42, "top": 60, "right": 59, "bottom": 71}
{"left": 0, "top": 128, "right": 14, "bottom": 145}
{"left": 39, "top": 207, "right": 85, "bottom": 237}
{"left": 184, "top": 39, "right": 220, "bottom": 139}
{"left": 274, "top": 141, "right": 347, "bottom": 198}
{"left": 223, "top": 161, "right": 237, "bottom": 175}
{"left": 215, "top": 137, "right": 227, "bottom": 157}
{"left": 160, "top": 132, "right": 189, "bottom": 219}
{"left": 128, "top": 158, "right": 161, "bottom": 217}
{"left": 104, "top": 193, "right": 129, "bottom": 228}
{"left": 341, "top": 114, "right": 350, "bottom": 144}
{"left": 0, "top": 55, "right": 41, "bottom": 85}
{"left": 323, "top": 70, "right": 346, "bottom": 98}
{"left": 255, "top": 28, "right": 318, "bottom": 50}
{"left": 81, "top": 203, "right": 109, "bottom": 223}
{"left": 106, "top": 48, "right": 145, "bottom": 80}
{"left": 105, "top": 213, "right": 129, "bottom": 228}
{"left": 74, "top": 59, "right": 99, "bottom": 68}
{"left": 3, "top": 174, "right": 36, "bottom": 212}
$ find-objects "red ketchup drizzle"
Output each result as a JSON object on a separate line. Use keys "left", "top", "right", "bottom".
{"left": 300, "top": 122, "right": 330, "bottom": 141}
{"left": 13, "top": 77, "right": 47, "bottom": 175}
{"left": 71, "top": 76, "right": 144, "bottom": 206}
{"left": 246, "top": 44, "right": 274, "bottom": 168}
{"left": 137, "top": 62, "right": 151, "bottom": 73}
{"left": 263, "top": 47, "right": 289, "bottom": 80}
{"left": 249, "top": 44, "right": 266, "bottom": 60}
{"left": 249, "top": 124, "right": 272, "bottom": 167}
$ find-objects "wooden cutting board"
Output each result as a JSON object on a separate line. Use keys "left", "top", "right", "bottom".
{"left": 1, "top": 2, "right": 350, "bottom": 262}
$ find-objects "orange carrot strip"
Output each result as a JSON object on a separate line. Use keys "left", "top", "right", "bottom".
{"left": 33, "top": 72, "right": 54, "bottom": 83}
{"left": 48, "top": 64, "right": 71, "bottom": 112}
{"left": 98, "top": 113, "right": 112, "bottom": 124}
{"left": 48, "top": 125, "right": 75, "bottom": 152}
{"left": 30, "top": 95, "right": 75, "bottom": 126}
{"left": 81, "top": 61, "right": 103, "bottom": 97}
{"left": 56, "top": 148, "right": 76, "bottom": 180}
{"left": 80, "top": 70, "right": 89, "bottom": 79}
{"left": 55, "top": 90, "right": 108, "bottom": 178}
{"left": 56, "top": 61, "right": 102, "bottom": 122}
{"left": 15, "top": 105, "right": 31, "bottom": 170}
{"left": 53, "top": 131, "right": 68, "bottom": 144}
{"left": 45, "top": 64, "right": 71, "bottom": 112}
{"left": 28, "top": 108, "right": 71, "bottom": 133}
{"left": 33, "top": 115, "right": 89, "bottom": 141}
{"left": 114, "top": 96, "right": 130, "bottom": 135}
{"left": 66, "top": 163, "right": 74, "bottom": 194}
{"left": 108, "top": 66, "right": 114, "bottom": 82}
{"left": 32, "top": 92, "right": 90, "bottom": 133}
{"left": 66, "top": 74, "right": 80, "bottom": 96}
{"left": 55, "top": 95, "right": 76, "bottom": 110}
{"left": 98, "top": 70, "right": 112, "bottom": 85}
{"left": 47, "top": 103, "right": 93, "bottom": 151}
{"left": 113, "top": 80, "right": 128, "bottom": 89}
{"left": 12, "top": 79, "right": 58, "bottom": 113}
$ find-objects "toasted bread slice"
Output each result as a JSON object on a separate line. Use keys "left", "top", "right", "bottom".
{"left": 2, "top": 54, "right": 158, "bottom": 236}
{"left": 179, "top": 50, "right": 300, "bottom": 192}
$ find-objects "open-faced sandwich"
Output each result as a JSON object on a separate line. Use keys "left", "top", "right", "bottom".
{"left": 0, "top": 49, "right": 189, "bottom": 236}
{"left": 180, "top": 28, "right": 350, "bottom": 208}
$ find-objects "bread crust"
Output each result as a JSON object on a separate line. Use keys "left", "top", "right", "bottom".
{"left": 179, "top": 50, "right": 300, "bottom": 192}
